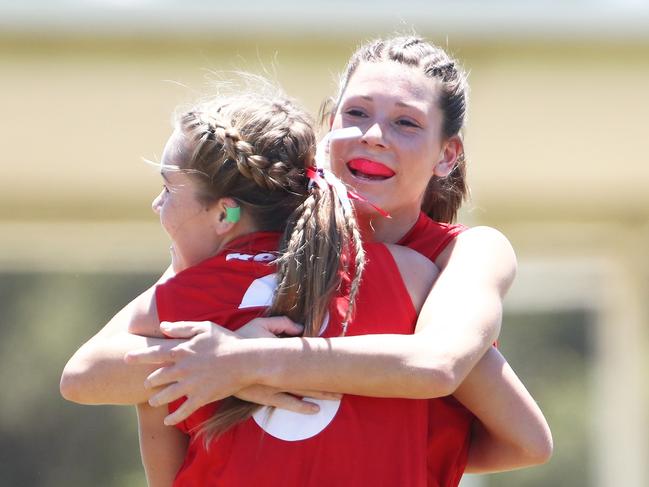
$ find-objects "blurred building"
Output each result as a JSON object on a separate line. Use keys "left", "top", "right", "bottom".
{"left": 1, "top": 1, "right": 648, "bottom": 486}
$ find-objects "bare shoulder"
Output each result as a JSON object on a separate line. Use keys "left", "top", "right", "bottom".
{"left": 384, "top": 244, "right": 440, "bottom": 312}
{"left": 437, "top": 226, "right": 517, "bottom": 295}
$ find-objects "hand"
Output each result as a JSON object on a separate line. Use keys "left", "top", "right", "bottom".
{"left": 125, "top": 321, "right": 250, "bottom": 425}
{"left": 124, "top": 318, "right": 339, "bottom": 424}
{"left": 235, "top": 385, "right": 341, "bottom": 414}
{"left": 236, "top": 316, "right": 304, "bottom": 338}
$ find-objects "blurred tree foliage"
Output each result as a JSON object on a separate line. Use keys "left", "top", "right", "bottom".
{"left": 484, "top": 310, "right": 593, "bottom": 487}
{"left": 0, "top": 272, "right": 592, "bottom": 486}
{"left": 0, "top": 272, "right": 157, "bottom": 487}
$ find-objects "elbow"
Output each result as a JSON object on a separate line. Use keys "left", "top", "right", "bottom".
{"left": 60, "top": 368, "right": 83, "bottom": 403}
{"left": 409, "top": 349, "right": 467, "bottom": 398}
{"left": 60, "top": 360, "right": 96, "bottom": 405}
{"left": 437, "top": 367, "right": 463, "bottom": 397}
{"left": 520, "top": 428, "right": 554, "bottom": 467}
{"left": 432, "top": 355, "right": 468, "bottom": 397}
{"left": 416, "top": 362, "right": 461, "bottom": 398}
{"left": 530, "top": 432, "right": 554, "bottom": 466}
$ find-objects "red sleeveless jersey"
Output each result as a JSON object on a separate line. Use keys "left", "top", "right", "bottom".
{"left": 398, "top": 212, "right": 473, "bottom": 487}
{"left": 156, "top": 232, "right": 429, "bottom": 486}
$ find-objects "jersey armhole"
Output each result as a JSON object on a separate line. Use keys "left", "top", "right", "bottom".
{"left": 372, "top": 244, "right": 419, "bottom": 318}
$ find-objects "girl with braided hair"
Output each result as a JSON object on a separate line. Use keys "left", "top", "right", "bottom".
{"left": 62, "top": 85, "right": 445, "bottom": 485}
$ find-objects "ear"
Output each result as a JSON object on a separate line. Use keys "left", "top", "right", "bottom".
{"left": 433, "top": 135, "right": 463, "bottom": 178}
{"left": 211, "top": 197, "right": 240, "bottom": 235}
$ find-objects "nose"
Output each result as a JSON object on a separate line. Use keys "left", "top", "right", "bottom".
{"left": 360, "top": 122, "right": 388, "bottom": 149}
{"left": 151, "top": 191, "right": 163, "bottom": 214}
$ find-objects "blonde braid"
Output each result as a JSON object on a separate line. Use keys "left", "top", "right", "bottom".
{"left": 272, "top": 194, "right": 316, "bottom": 319}
{"left": 197, "top": 114, "right": 292, "bottom": 192}
{"left": 341, "top": 211, "right": 365, "bottom": 335}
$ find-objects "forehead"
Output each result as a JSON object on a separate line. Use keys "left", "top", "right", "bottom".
{"left": 161, "top": 128, "right": 188, "bottom": 169}
{"left": 343, "top": 61, "right": 439, "bottom": 106}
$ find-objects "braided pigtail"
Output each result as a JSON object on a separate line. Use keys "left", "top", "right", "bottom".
{"left": 272, "top": 178, "right": 365, "bottom": 337}
{"left": 176, "top": 90, "right": 365, "bottom": 445}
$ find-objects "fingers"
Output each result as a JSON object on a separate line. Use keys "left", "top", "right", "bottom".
{"left": 147, "top": 382, "right": 186, "bottom": 409}
{"left": 124, "top": 343, "right": 177, "bottom": 365}
{"left": 289, "top": 390, "right": 342, "bottom": 401}
{"left": 144, "top": 365, "right": 181, "bottom": 390}
{"left": 160, "top": 320, "right": 212, "bottom": 338}
{"left": 237, "top": 316, "right": 304, "bottom": 339}
{"left": 261, "top": 316, "right": 304, "bottom": 336}
{"left": 268, "top": 393, "right": 320, "bottom": 414}
{"left": 163, "top": 396, "right": 203, "bottom": 425}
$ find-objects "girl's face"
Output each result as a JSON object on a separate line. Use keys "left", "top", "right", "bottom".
{"left": 151, "top": 130, "right": 222, "bottom": 272}
{"left": 330, "top": 61, "right": 455, "bottom": 224}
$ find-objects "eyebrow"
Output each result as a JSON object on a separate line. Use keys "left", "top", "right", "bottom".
{"left": 161, "top": 171, "right": 171, "bottom": 183}
{"left": 355, "top": 95, "right": 424, "bottom": 111}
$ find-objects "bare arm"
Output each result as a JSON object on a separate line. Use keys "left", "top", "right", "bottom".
{"left": 130, "top": 228, "right": 516, "bottom": 413}
{"left": 254, "top": 226, "right": 515, "bottom": 397}
{"left": 60, "top": 275, "right": 326, "bottom": 412}
{"left": 60, "top": 284, "right": 174, "bottom": 405}
{"left": 137, "top": 403, "right": 188, "bottom": 487}
{"left": 456, "top": 348, "right": 553, "bottom": 472}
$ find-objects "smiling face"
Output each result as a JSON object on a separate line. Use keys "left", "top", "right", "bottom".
{"left": 151, "top": 129, "right": 223, "bottom": 272}
{"left": 329, "top": 61, "right": 457, "bottom": 235}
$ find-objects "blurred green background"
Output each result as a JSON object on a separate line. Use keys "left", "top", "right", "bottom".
{"left": 1, "top": 1, "right": 648, "bottom": 486}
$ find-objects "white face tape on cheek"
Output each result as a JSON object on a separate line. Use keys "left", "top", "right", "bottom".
{"left": 315, "top": 126, "right": 363, "bottom": 169}
{"left": 329, "top": 126, "right": 363, "bottom": 142}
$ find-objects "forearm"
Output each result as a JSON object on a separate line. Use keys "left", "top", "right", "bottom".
{"left": 455, "top": 348, "right": 553, "bottom": 473}
{"left": 137, "top": 403, "right": 188, "bottom": 487}
{"left": 248, "top": 333, "right": 457, "bottom": 398}
{"left": 465, "top": 422, "right": 546, "bottom": 474}
{"left": 61, "top": 331, "right": 167, "bottom": 405}
{"left": 61, "top": 281, "right": 170, "bottom": 405}
{"left": 243, "top": 291, "right": 500, "bottom": 399}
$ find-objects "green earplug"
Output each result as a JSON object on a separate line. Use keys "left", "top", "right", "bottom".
{"left": 225, "top": 206, "right": 240, "bottom": 223}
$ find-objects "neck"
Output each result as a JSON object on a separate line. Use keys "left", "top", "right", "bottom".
{"left": 215, "top": 217, "right": 260, "bottom": 254}
{"left": 359, "top": 207, "right": 420, "bottom": 244}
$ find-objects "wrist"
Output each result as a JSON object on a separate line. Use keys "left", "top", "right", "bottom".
{"left": 234, "top": 337, "right": 277, "bottom": 387}
{"left": 240, "top": 337, "right": 296, "bottom": 388}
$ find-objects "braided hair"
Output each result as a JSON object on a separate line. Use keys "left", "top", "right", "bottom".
{"left": 173, "top": 91, "right": 365, "bottom": 442}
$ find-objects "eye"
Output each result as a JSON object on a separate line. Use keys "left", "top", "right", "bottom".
{"left": 162, "top": 184, "right": 170, "bottom": 193}
{"left": 344, "top": 108, "right": 367, "bottom": 118}
{"left": 396, "top": 118, "right": 421, "bottom": 129}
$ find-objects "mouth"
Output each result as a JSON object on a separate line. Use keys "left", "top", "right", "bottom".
{"left": 346, "top": 158, "right": 395, "bottom": 181}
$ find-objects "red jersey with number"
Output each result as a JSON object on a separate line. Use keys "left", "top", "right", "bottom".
{"left": 156, "top": 232, "right": 429, "bottom": 486}
{"left": 397, "top": 212, "right": 473, "bottom": 487}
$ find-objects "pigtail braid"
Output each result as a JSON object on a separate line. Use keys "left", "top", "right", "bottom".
{"left": 342, "top": 209, "right": 365, "bottom": 334}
